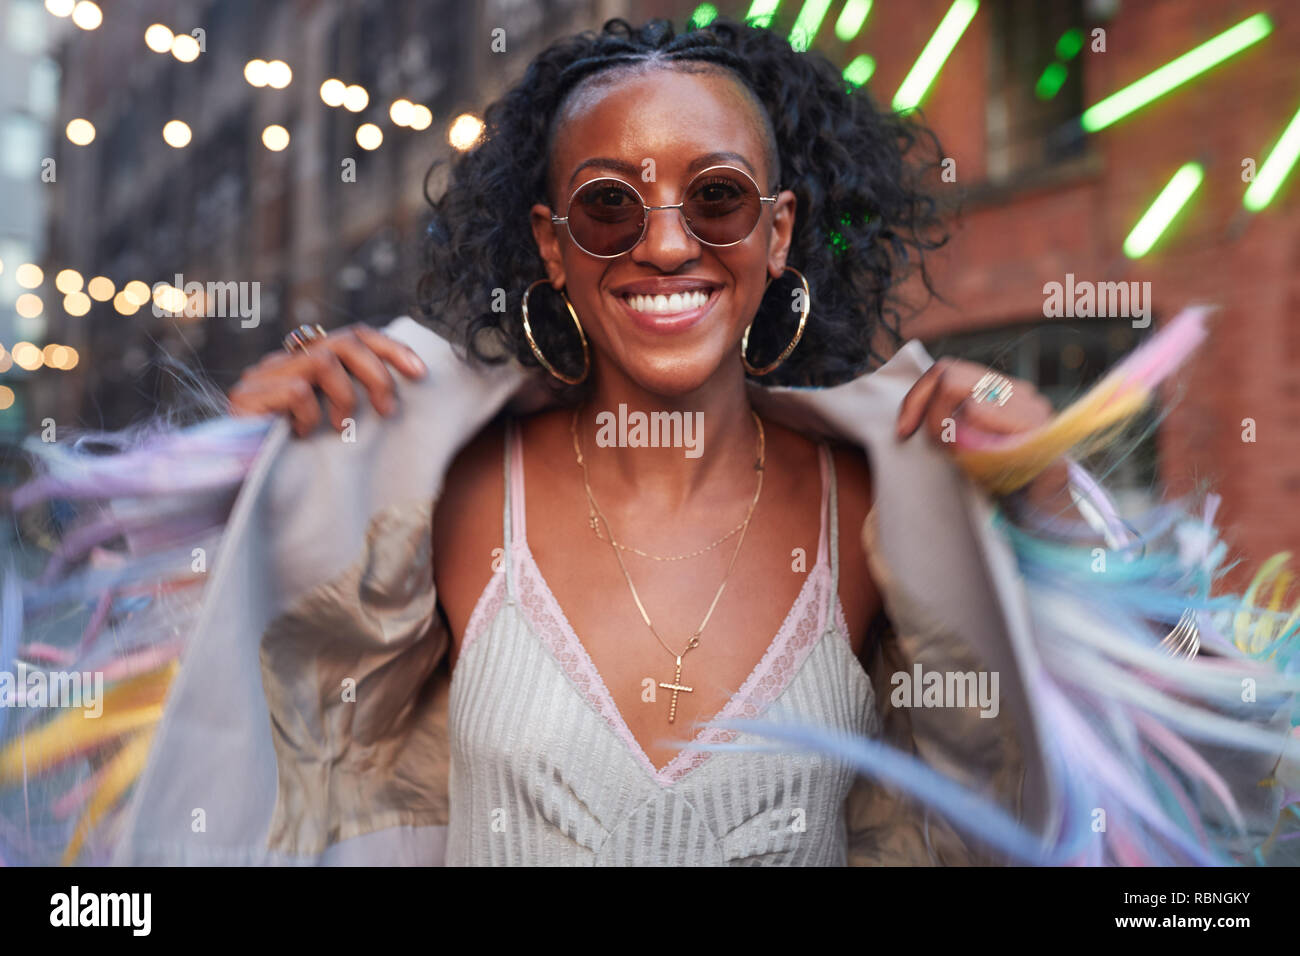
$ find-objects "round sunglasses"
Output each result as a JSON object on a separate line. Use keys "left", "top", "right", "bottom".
{"left": 550, "top": 165, "right": 778, "bottom": 258}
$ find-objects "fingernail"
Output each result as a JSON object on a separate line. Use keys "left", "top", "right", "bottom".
{"left": 405, "top": 353, "right": 425, "bottom": 375}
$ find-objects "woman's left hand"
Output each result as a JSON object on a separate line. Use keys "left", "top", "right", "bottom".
{"left": 895, "top": 357, "right": 1070, "bottom": 508}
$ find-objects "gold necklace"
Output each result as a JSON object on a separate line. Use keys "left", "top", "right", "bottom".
{"left": 571, "top": 404, "right": 766, "bottom": 723}
{"left": 569, "top": 411, "right": 764, "bottom": 561}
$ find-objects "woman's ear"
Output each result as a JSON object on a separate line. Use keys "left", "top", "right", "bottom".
{"left": 767, "top": 187, "right": 797, "bottom": 279}
{"left": 530, "top": 202, "right": 566, "bottom": 288}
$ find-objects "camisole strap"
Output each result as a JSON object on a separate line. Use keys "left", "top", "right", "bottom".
{"left": 816, "top": 442, "right": 840, "bottom": 635}
{"left": 502, "top": 417, "right": 528, "bottom": 600}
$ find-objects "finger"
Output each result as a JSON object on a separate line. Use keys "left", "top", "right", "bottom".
{"left": 234, "top": 376, "right": 323, "bottom": 437}
{"left": 352, "top": 324, "right": 426, "bottom": 379}
{"left": 306, "top": 348, "right": 359, "bottom": 429}
{"left": 896, "top": 359, "right": 955, "bottom": 439}
{"left": 329, "top": 333, "right": 401, "bottom": 416}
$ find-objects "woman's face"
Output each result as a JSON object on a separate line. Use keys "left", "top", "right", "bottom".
{"left": 531, "top": 68, "right": 797, "bottom": 398}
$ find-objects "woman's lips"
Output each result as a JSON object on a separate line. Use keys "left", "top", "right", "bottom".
{"left": 613, "top": 288, "right": 720, "bottom": 335}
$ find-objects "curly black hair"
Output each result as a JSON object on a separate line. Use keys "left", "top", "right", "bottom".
{"left": 416, "top": 14, "right": 949, "bottom": 393}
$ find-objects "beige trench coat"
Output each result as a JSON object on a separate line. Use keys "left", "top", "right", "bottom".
{"left": 109, "top": 317, "right": 1058, "bottom": 865}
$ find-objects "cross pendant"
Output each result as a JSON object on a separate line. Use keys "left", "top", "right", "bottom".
{"left": 657, "top": 655, "right": 693, "bottom": 724}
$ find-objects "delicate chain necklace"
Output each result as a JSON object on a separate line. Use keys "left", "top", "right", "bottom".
{"left": 570, "top": 404, "right": 765, "bottom": 723}
{"left": 570, "top": 412, "right": 764, "bottom": 561}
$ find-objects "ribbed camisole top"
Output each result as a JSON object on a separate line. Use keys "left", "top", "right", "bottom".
{"left": 445, "top": 418, "right": 879, "bottom": 865}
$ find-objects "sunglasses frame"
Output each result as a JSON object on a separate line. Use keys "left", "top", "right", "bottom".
{"left": 550, "top": 164, "right": 779, "bottom": 259}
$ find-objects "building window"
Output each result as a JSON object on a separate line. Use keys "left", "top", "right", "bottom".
{"left": 925, "top": 319, "right": 1158, "bottom": 510}
{"left": 986, "top": 0, "right": 1087, "bottom": 181}
{"left": 0, "top": 112, "right": 44, "bottom": 180}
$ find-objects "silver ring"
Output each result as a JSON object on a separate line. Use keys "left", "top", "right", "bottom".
{"left": 282, "top": 323, "right": 327, "bottom": 355}
{"left": 970, "top": 370, "right": 1014, "bottom": 406}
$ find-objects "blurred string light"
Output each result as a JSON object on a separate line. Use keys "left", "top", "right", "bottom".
{"left": 893, "top": 0, "right": 979, "bottom": 112}
{"left": 123, "top": 280, "right": 150, "bottom": 306}
{"left": 63, "top": 291, "right": 91, "bottom": 316}
{"left": 11, "top": 343, "right": 43, "bottom": 371}
{"left": 689, "top": 4, "right": 717, "bottom": 29}
{"left": 65, "top": 118, "right": 95, "bottom": 145}
{"left": 390, "top": 100, "right": 433, "bottom": 130}
{"left": 835, "top": 0, "right": 872, "bottom": 42}
{"left": 790, "top": 0, "right": 834, "bottom": 52}
{"left": 1123, "top": 161, "right": 1204, "bottom": 258}
{"left": 355, "top": 123, "right": 383, "bottom": 150}
{"left": 1081, "top": 13, "right": 1272, "bottom": 132}
{"left": 343, "top": 85, "right": 369, "bottom": 112}
{"left": 448, "top": 113, "right": 484, "bottom": 151}
{"left": 54, "top": 268, "right": 82, "bottom": 293}
{"left": 15, "top": 294, "right": 42, "bottom": 319}
{"left": 246, "top": 59, "right": 291, "bottom": 88}
{"left": 843, "top": 54, "right": 875, "bottom": 88}
{"left": 15, "top": 264, "right": 43, "bottom": 288}
{"left": 262, "top": 124, "right": 290, "bottom": 151}
{"left": 171, "top": 33, "right": 200, "bottom": 62}
{"left": 44, "top": 0, "right": 74, "bottom": 16}
{"left": 144, "top": 23, "right": 173, "bottom": 53}
{"left": 162, "top": 120, "right": 192, "bottom": 148}
{"left": 0, "top": 386, "right": 11, "bottom": 408}
{"left": 319, "top": 78, "right": 346, "bottom": 107}
{"left": 87, "top": 276, "right": 114, "bottom": 300}
{"left": 1243, "top": 99, "right": 1300, "bottom": 212}
{"left": 70, "top": 1, "right": 100, "bottom": 30}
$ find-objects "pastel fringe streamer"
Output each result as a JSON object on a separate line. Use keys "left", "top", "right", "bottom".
{"left": 0, "top": 415, "right": 271, "bottom": 865}
{"left": 694, "top": 306, "right": 1300, "bottom": 865}
{"left": 1, "top": 305, "right": 1295, "bottom": 866}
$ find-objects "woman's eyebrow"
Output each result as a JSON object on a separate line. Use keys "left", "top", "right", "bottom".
{"left": 566, "top": 151, "right": 758, "bottom": 189}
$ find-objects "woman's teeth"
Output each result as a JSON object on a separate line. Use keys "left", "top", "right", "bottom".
{"left": 622, "top": 289, "right": 712, "bottom": 314}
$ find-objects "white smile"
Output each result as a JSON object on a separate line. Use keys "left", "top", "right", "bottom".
{"left": 619, "top": 289, "right": 715, "bottom": 316}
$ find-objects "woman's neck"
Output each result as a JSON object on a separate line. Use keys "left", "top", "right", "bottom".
{"left": 576, "top": 360, "right": 760, "bottom": 513}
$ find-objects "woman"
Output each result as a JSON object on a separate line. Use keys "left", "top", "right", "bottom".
{"left": 3, "top": 16, "right": 1294, "bottom": 867}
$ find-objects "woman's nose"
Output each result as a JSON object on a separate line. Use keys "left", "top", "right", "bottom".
{"left": 631, "top": 204, "right": 701, "bottom": 265}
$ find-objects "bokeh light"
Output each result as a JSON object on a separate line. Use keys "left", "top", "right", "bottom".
{"left": 87, "top": 276, "right": 115, "bottom": 301}
{"left": 144, "top": 23, "right": 173, "bottom": 53}
{"left": 319, "top": 79, "right": 345, "bottom": 107}
{"left": 262, "top": 125, "right": 290, "bottom": 151}
{"left": 12, "top": 342, "right": 43, "bottom": 370}
{"left": 389, "top": 99, "right": 414, "bottom": 126}
{"left": 55, "top": 268, "right": 83, "bottom": 294}
{"left": 15, "top": 264, "right": 43, "bottom": 289}
{"left": 66, "top": 118, "right": 96, "bottom": 145}
{"left": 265, "top": 60, "right": 292, "bottom": 89}
{"left": 71, "top": 1, "right": 101, "bottom": 30}
{"left": 15, "top": 294, "right": 43, "bottom": 318}
{"left": 448, "top": 113, "right": 484, "bottom": 151}
{"left": 343, "top": 85, "right": 369, "bottom": 112}
{"left": 356, "top": 123, "right": 383, "bottom": 150}
{"left": 63, "top": 291, "right": 91, "bottom": 316}
{"left": 409, "top": 105, "right": 433, "bottom": 131}
{"left": 244, "top": 59, "right": 268, "bottom": 87}
{"left": 162, "top": 120, "right": 192, "bottom": 148}
{"left": 171, "top": 33, "right": 201, "bottom": 62}
{"left": 122, "top": 280, "right": 151, "bottom": 306}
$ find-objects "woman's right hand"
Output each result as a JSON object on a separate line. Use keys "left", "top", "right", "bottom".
{"left": 227, "top": 323, "right": 427, "bottom": 437}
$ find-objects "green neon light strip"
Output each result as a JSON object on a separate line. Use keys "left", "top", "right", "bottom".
{"left": 843, "top": 54, "right": 876, "bottom": 87}
{"left": 1243, "top": 100, "right": 1300, "bottom": 211}
{"left": 1123, "top": 162, "right": 1204, "bottom": 258}
{"left": 835, "top": 0, "right": 873, "bottom": 42}
{"left": 1055, "top": 27, "right": 1084, "bottom": 61}
{"left": 892, "top": 0, "right": 980, "bottom": 112}
{"left": 791, "top": 0, "right": 834, "bottom": 51}
{"left": 1035, "top": 61, "right": 1068, "bottom": 100}
{"left": 1082, "top": 13, "right": 1272, "bottom": 133}
{"left": 745, "top": 0, "right": 781, "bottom": 29}
{"left": 690, "top": 3, "right": 719, "bottom": 28}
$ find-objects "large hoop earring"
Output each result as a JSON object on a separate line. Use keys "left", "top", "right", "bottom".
{"left": 521, "top": 278, "right": 590, "bottom": 385}
{"left": 741, "top": 266, "right": 810, "bottom": 376}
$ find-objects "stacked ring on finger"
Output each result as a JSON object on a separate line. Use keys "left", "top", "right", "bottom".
{"left": 282, "top": 323, "right": 328, "bottom": 355}
{"left": 970, "top": 370, "right": 1014, "bottom": 406}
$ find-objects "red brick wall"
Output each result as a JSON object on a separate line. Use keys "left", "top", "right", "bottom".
{"left": 647, "top": 0, "right": 1299, "bottom": 589}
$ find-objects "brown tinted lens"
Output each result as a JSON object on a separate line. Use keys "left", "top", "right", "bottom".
{"left": 567, "top": 178, "right": 644, "bottom": 256}
{"left": 682, "top": 170, "right": 762, "bottom": 245}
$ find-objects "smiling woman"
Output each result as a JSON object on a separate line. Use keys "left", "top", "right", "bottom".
{"left": 3, "top": 15, "right": 1297, "bottom": 870}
